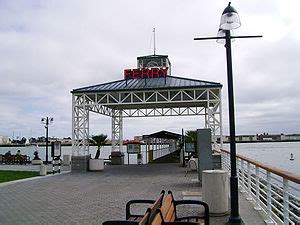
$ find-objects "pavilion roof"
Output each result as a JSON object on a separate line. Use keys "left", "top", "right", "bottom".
{"left": 143, "top": 130, "right": 181, "bottom": 140}
{"left": 72, "top": 75, "right": 222, "bottom": 93}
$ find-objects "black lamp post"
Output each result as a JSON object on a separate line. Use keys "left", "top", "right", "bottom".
{"left": 194, "top": 2, "right": 262, "bottom": 224}
{"left": 41, "top": 117, "right": 53, "bottom": 164}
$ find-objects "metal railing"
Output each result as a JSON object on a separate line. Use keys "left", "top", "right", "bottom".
{"left": 152, "top": 145, "right": 175, "bottom": 160}
{"left": 221, "top": 149, "right": 300, "bottom": 225}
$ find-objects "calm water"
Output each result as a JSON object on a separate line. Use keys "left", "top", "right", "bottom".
{"left": 223, "top": 142, "right": 300, "bottom": 176}
{"left": 1, "top": 142, "right": 299, "bottom": 175}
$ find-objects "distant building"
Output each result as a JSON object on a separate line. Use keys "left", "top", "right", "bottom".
{"left": 257, "top": 133, "right": 281, "bottom": 141}
{"left": 220, "top": 133, "right": 300, "bottom": 143}
{"left": 0, "top": 136, "right": 11, "bottom": 144}
{"left": 284, "top": 134, "right": 300, "bottom": 141}
{"left": 235, "top": 135, "right": 258, "bottom": 142}
{"left": 134, "top": 136, "right": 143, "bottom": 140}
{"left": 220, "top": 135, "right": 258, "bottom": 142}
{"left": 61, "top": 137, "right": 72, "bottom": 145}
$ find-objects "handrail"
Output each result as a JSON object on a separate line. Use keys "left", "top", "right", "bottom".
{"left": 150, "top": 146, "right": 170, "bottom": 152}
{"left": 220, "top": 149, "right": 300, "bottom": 184}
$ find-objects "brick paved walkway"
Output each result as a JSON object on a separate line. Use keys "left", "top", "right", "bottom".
{"left": 0, "top": 163, "right": 265, "bottom": 224}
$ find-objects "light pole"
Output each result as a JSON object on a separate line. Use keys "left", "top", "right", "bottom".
{"left": 194, "top": 2, "right": 262, "bottom": 224}
{"left": 41, "top": 117, "right": 53, "bottom": 164}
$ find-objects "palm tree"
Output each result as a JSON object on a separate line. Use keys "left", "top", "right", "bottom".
{"left": 90, "top": 134, "right": 108, "bottom": 159}
{"left": 185, "top": 130, "right": 197, "bottom": 156}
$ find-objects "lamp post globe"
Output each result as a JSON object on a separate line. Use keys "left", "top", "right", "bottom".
{"left": 219, "top": 2, "right": 241, "bottom": 30}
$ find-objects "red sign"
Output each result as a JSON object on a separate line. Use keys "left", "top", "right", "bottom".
{"left": 124, "top": 67, "right": 168, "bottom": 79}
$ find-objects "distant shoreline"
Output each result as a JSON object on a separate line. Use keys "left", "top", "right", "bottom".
{"left": 0, "top": 143, "right": 113, "bottom": 147}
{"left": 221, "top": 140, "right": 300, "bottom": 144}
{"left": 0, "top": 139, "right": 300, "bottom": 147}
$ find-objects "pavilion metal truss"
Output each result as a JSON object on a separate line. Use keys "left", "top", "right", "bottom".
{"left": 72, "top": 87, "right": 223, "bottom": 156}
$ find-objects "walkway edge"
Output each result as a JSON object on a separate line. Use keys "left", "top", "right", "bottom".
{"left": 0, "top": 171, "right": 70, "bottom": 188}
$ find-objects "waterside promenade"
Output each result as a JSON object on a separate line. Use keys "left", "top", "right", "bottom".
{"left": 0, "top": 164, "right": 265, "bottom": 224}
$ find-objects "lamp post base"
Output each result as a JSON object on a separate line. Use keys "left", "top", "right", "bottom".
{"left": 227, "top": 216, "right": 244, "bottom": 225}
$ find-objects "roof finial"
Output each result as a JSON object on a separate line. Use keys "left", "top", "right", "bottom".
{"left": 153, "top": 27, "right": 156, "bottom": 55}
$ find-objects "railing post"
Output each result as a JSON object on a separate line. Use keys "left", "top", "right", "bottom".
{"left": 145, "top": 142, "right": 148, "bottom": 164}
{"left": 240, "top": 159, "right": 246, "bottom": 193}
{"left": 246, "top": 162, "right": 253, "bottom": 201}
{"left": 254, "top": 165, "right": 262, "bottom": 210}
{"left": 221, "top": 151, "right": 225, "bottom": 170}
{"left": 264, "top": 171, "right": 275, "bottom": 224}
{"left": 283, "top": 178, "right": 289, "bottom": 225}
{"left": 227, "top": 152, "right": 231, "bottom": 172}
{"left": 225, "top": 152, "right": 228, "bottom": 171}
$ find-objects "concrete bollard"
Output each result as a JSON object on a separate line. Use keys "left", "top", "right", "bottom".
{"left": 202, "top": 170, "right": 229, "bottom": 215}
{"left": 40, "top": 164, "right": 47, "bottom": 176}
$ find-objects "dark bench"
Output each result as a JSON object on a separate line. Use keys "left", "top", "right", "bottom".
{"left": 151, "top": 191, "right": 209, "bottom": 225}
{"left": 103, "top": 190, "right": 165, "bottom": 225}
{"left": 1, "top": 154, "right": 31, "bottom": 164}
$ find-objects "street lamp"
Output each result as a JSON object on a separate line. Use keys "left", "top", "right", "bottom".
{"left": 194, "top": 2, "right": 262, "bottom": 224}
{"left": 41, "top": 117, "right": 54, "bottom": 164}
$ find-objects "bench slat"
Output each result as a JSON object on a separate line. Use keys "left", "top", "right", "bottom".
{"left": 127, "top": 217, "right": 140, "bottom": 221}
{"left": 149, "top": 192, "right": 164, "bottom": 221}
{"left": 151, "top": 213, "right": 163, "bottom": 225}
{"left": 164, "top": 204, "right": 175, "bottom": 222}
{"left": 126, "top": 190, "right": 165, "bottom": 223}
{"left": 160, "top": 194, "right": 172, "bottom": 217}
{"left": 139, "top": 211, "right": 150, "bottom": 225}
{"left": 159, "top": 191, "right": 209, "bottom": 225}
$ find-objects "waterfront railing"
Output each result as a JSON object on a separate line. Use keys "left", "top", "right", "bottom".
{"left": 220, "top": 149, "right": 300, "bottom": 225}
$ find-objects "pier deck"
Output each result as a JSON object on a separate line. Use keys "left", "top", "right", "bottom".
{"left": 0, "top": 164, "right": 265, "bottom": 224}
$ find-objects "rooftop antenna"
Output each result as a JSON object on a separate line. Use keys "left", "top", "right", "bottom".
{"left": 153, "top": 27, "right": 156, "bottom": 55}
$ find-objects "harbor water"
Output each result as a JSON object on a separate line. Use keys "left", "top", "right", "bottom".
{"left": 223, "top": 142, "right": 300, "bottom": 176}
{"left": 0, "top": 142, "right": 299, "bottom": 176}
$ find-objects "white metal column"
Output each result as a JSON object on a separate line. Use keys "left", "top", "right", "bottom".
{"left": 204, "top": 108, "right": 208, "bottom": 128}
{"left": 72, "top": 94, "right": 90, "bottom": 156}
{"left": 206, "top": 90, "right": 222, "bottom": 151}
{"left": 111, "top": 109, "right": 123, "bottom": 152}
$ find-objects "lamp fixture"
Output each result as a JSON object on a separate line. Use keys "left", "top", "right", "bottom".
{"left": 219, "top": 2, "right": 241, "bottom": 30}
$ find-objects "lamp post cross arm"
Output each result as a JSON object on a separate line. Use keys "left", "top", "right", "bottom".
{"left": 194, "top": 35, "right": 262, "bottom": 41}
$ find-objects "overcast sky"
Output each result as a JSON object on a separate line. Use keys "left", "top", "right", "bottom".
{"left": 0, "top": 0, "right": 299, "bottom": 140}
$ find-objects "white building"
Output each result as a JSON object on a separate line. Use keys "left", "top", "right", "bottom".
{"left": 0, "top": 136, "right": 11, "bottom": 144}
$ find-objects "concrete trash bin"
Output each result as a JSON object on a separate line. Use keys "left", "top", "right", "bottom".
{"left": 202, "top": 170, "right": 228, "bottom": 215}
{"left": 110, "top": 151, "right": 124, "bottom": 165}
{"left": 63, "top": 155, "right": 70, "bottom": 165}
{"left": 137, "top": 153, "right": 143, "bottom": 165}
{"left": 40, "top": 164, "right": 47, "bottom": 176}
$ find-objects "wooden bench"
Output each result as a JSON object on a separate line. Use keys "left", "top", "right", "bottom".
{"left": 151, "top": 191, "right": 209, "bottom": 225}
{"left": 103, "top": 208, "right": 151, "bottom": 225}
{"left": 103, "top": 190, "right": 165, "bottom": 225}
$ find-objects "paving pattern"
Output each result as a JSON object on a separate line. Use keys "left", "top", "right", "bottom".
{"left": 0, "top": 164, "right": 265, "bottom": 225}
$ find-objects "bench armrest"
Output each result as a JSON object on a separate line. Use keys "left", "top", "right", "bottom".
{"left": 165, "top": 222, "right": 204, "bottom": 225}
{"left": 174, "top": 200, "right": 208, "bottom": 207}
{"left": 173, "top": 200, "right": 209, "bottom": 225}
{"left": 126, "top": 199, "right": 155, "bottom": 219}
{"left": 103, "top": 220, "right": 139, "bottom": 225}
